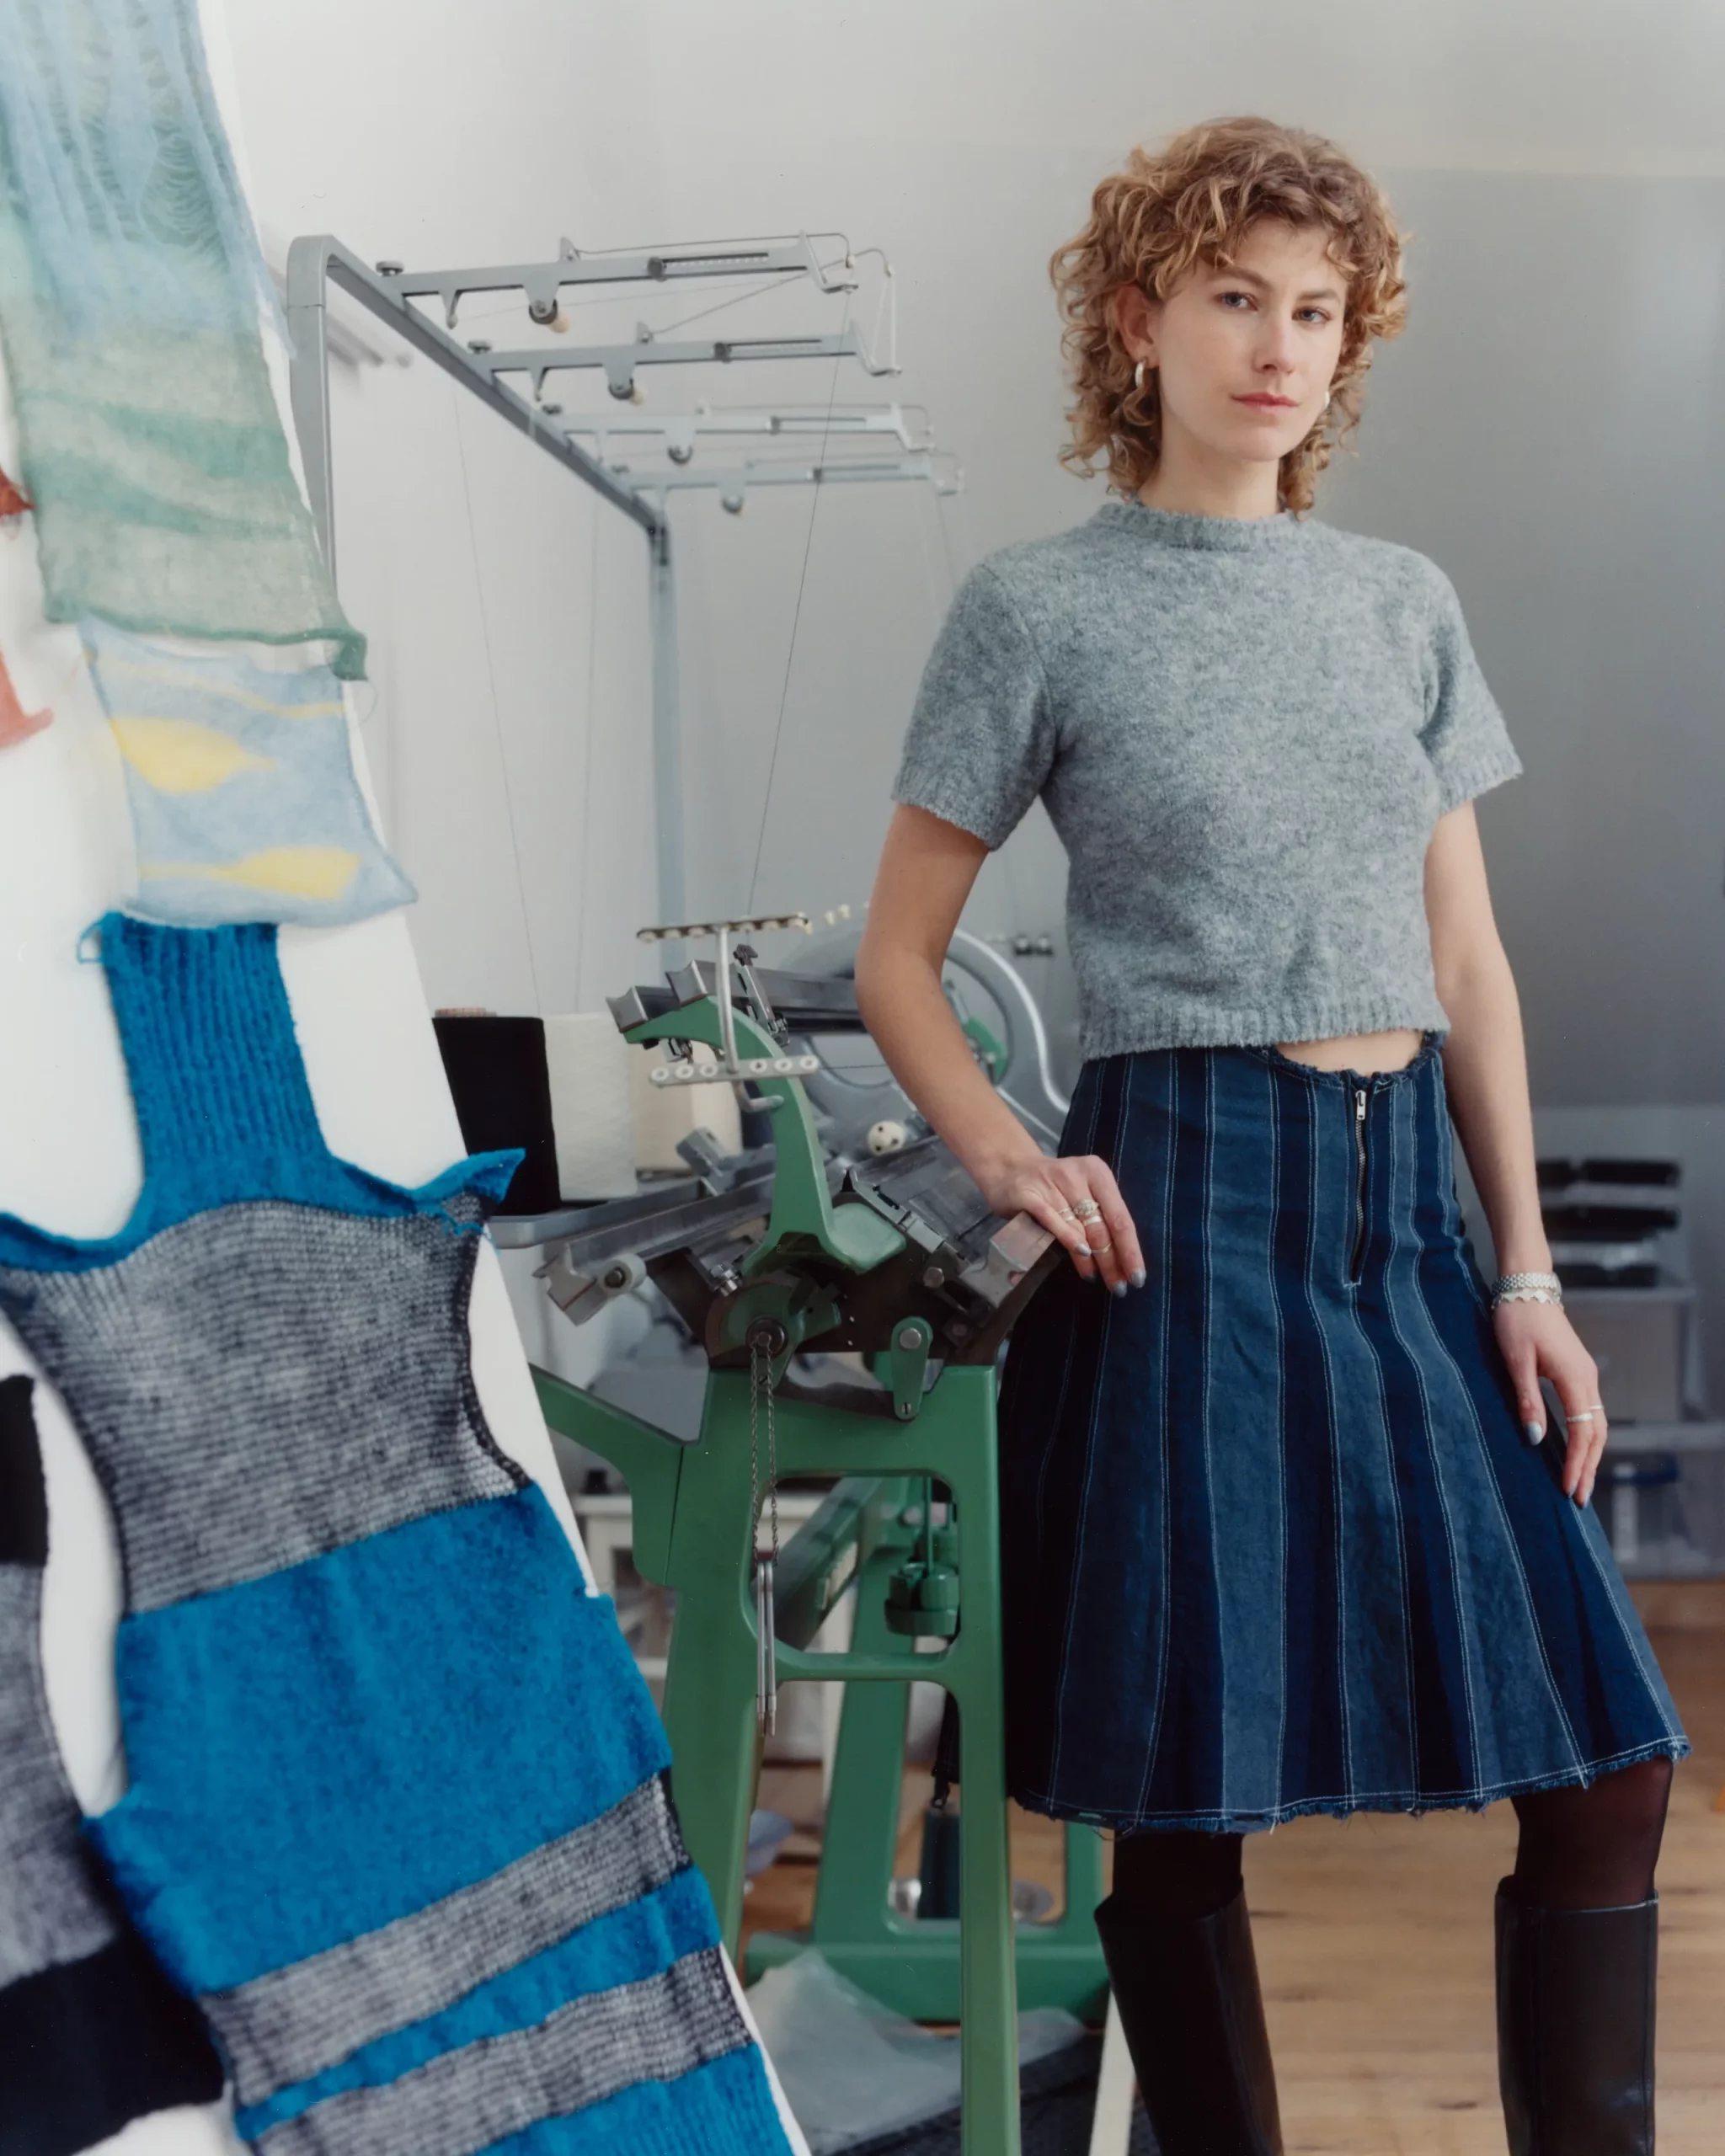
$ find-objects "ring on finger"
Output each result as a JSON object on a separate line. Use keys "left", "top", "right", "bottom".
{"left": 1072, "top": 1198, "right": 1103, "bottom": 1222}
{"left": 1089, "top": 1235, "right": 1114, "bottom": 1253}
{"left": 1056, "top": 1206, "right": 1079, "bottom": 1223}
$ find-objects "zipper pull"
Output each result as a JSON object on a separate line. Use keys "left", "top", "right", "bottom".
{"left": 1355, "top": 1088, "right": 1367, "bottom": 1122}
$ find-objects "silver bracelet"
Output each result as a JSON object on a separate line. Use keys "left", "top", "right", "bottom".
{"left": 1493, "top": 1270, "right": 1562, "bottom": 1307}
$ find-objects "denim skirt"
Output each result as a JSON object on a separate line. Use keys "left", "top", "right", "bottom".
{"left": 996, "top": 1030, "right": 1690, "bottom": 1834}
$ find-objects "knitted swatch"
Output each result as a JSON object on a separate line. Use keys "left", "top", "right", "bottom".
{"left": 81, "top": 617, "right": 415, "bottom": 927}
{"left": 0, "top": 0, "right": 363, "bottom": 675}
{"left": 0, "top": 916, "right": 791, "bottom": 2155}
{"left": 0, "top": 1373, "right": 223, "bottom": 2155}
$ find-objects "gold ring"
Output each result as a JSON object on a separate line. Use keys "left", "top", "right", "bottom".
{"left": 1073, "top": 1198, "right": 1103, "bottom": 1221}
{"left": 1089, "top": 1236, "right": 1114, "bottom": 1253}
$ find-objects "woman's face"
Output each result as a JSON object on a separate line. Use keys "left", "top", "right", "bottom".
{"left": 1118, "top": 219, "right": 1348, "bottom": 471}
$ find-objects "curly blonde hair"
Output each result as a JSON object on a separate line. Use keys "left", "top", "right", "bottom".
{"left": 1049, "top": 116, "right": 1407, "bottom": 514}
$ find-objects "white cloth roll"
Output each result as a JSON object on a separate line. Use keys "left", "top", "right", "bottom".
{"left": 542, "top": 1013, "right": 638, "bottom": 1200}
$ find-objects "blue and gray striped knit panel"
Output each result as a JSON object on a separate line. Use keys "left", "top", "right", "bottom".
{"left": 0, "top": 1374, "right": 222, "bottom": 2154}
{"left": 0, "top": 1223, "right": 788, "bottom": 2151}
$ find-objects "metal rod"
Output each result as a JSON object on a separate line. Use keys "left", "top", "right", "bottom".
{"left": 476, "top": 324, "right": 889, "bottom": 402}
{"left": 635, "top": 453, "right": 960, "bottom": 497}
{"left": 284, "top": 241, "right": 339, "bottom": 574}
{"left": 648, "top": 525, "right": 686, "bottom": 936}
{"left": 384, "top": 232, "right": 857, "bottom": 327}
{"left": 715, "top": 925, "right": 739, "bottom": 1072}
{"left": 284, "top": 237, "right": 664, "bottom": 546}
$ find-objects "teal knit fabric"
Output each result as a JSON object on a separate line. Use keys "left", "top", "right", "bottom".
{"left": 0, "top": 0, "right": 363, "bottom": 674}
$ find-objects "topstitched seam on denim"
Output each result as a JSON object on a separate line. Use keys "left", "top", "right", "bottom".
{"left": 1130, "top": 1049, "right": 1175, "bottom": 1822}
{"left": 1390, "top": 1070, "right": 1484, "bottom": 1789}
{"left": 1267, "top": 1056, "right": 1290, "bottom": 1819}
{"left": 1197, "top": 1054, "right": 1225, "bottom": 1812}
{"left": 1378, "top": 1086, "right": 1422, "bottom": 1797}
{"left": 1409, "top": 1134, "right": 1587, "bottom": 1786}
{"left": 1309, "top": 1076, "right": 1355, "bottom": 1801}
{"left": 1045, "top": 1060, "right": 1112, "bottom": 1802}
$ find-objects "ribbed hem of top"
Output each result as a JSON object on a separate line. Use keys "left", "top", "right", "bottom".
{"left": 1081, "top": 1001, "right": 1452, "bottom": 1063}
{"left": 888, "top": 777, "right": 1014, "bottom": 851}
{"left": 1093, "top": 495, "right": 1310, "bottom": 552}
{"left": 1434, "top": 747, "right": 1525, "bottom": 814}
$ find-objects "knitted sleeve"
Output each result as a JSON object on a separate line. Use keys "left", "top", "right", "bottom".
{"left": 890, "top": 561, "right": 1058, "bottom": 849}
{"left": 1418, "top": 563, "right": 1524, "bottom": 814}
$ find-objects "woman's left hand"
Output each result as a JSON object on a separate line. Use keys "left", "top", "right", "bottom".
{"left": 1492, "top": 1299, "right": 1608, "bottom": 1508}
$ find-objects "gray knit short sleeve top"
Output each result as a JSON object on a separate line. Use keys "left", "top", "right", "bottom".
{"left": 890, "top": 497, "right": 1522, "bottom": 1059}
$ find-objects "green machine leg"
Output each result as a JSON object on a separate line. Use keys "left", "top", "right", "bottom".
{"left": 535, "top": 1358, "right": 1108, "bottom": 2156}
{"left": 750, "top": 1524, "right": 1108, "bottom": 2020}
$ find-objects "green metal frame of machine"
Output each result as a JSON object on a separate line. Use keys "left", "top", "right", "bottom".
{"left": 524, "top": 921, "right": 1107, "bottom": 2156}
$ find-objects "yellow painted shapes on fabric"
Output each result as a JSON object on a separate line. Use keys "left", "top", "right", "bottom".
{"left": 110, "top": 717, "right": 277, "bottom": 793}
{"left": 99, "top": 656, "right": 346, "bottom": 720}
{"left": 139, "top": 847, "right": 362, "bottom": 902}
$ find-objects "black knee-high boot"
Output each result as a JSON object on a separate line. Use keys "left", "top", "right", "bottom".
{"left": 1093, "top": 1880, "right": 1284, "bottom": 2155}
{"left": 1495, "top": 1879, "right": 1658, "bottom": 2154}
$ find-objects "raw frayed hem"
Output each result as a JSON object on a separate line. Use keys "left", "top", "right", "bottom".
{"left": 1013, "top": 1734, "right": 1693, "bottom": 1838}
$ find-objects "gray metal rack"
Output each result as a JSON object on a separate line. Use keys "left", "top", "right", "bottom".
{"left": 283, "top": 231, "right": 947, "bottom": 932}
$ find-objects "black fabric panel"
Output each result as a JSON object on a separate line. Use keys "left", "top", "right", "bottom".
{"left": 0, "top": 1930, "right": 224, "bottom": 2156}
{"left": 0, "top": 1374, "right": 48, "bottom": 1568}
{"left": 431, "top": 1015, "right": 561, "bottom": 1214}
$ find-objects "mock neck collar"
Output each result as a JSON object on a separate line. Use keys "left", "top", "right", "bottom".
{"left": 1094, "top": 494, "right": 1307, "bottom": 553}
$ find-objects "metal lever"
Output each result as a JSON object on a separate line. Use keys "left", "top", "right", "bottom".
{"left": 637, "top": 915, "right": 819, "bottom": 1091}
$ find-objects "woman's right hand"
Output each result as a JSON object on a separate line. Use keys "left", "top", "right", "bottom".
{"left": 975, "top": 1150, "right": 1146, "bottom": 1295}
{"left": 852, "top": 806, "right": 1147, "bottom": 1297}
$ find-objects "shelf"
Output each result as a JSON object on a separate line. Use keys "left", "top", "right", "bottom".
{"left": 1597, "top": 1420, "right": 1725, "bottom": 1454}
{"left": 1562, "top": 1283, "right": 1696, "bottom": 1305}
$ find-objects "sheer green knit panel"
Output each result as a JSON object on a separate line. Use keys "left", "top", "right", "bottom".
{"left": 0, "top": 0, "right": 365, "bottom": 678}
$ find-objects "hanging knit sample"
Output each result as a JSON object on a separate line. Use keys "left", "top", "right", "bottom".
{"left": 0, "top": 916, "right": 791, "bottom": 2156}
{"left": 0, "top": 0, "right": 362, "bottom": 676}
{"left": 81, "top": 618, "right": 415, "bottom": 926}
{"left": 0, "top": 1374, "right": 224, "bottom": 2155}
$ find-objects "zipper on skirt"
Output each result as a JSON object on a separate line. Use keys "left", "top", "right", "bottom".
{"left": 1348, "top": 1085, "right": 1369, "bottom": 1283}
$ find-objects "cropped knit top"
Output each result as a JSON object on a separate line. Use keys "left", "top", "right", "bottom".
{"left": 890, "top": 496, "right": 1523, "bottom": 1060}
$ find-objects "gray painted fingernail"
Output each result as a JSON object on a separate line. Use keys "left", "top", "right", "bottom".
{"left": 1130, "top": 1268, "right": 1147, "bottom": 1289}
{"left": 1524, "top": 1421, "right": 1545, "bottom": 1445}
{"left": 1112, "top": 1280, "right": 1129, "bottom": 1299}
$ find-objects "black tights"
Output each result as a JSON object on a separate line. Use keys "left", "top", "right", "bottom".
{"left": 1111, "top": 1757, "right": 1674, "bottom": 1923}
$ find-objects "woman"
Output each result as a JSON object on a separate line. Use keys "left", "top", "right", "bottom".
{"left": 854, "top": 117, "right": 1687, "bottom": 2155}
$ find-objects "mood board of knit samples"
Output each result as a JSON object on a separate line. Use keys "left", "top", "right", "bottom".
{"left": 0, "top": 5, "right": 795, "bottom": 2153}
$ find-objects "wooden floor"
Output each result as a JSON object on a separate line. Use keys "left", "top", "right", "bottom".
{"left": 744, "top": 1581, "right": 1725, "bottom": 2153}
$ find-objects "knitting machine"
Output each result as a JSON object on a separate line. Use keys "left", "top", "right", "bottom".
{"left": 502, "top": 915, "right": 1106, "bottom": 2156}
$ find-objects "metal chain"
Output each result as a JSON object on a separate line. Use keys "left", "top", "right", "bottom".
{"left": 749, "top": 1327, "right": 782, "bottom": 1734}
{"left": 766, "top": 1348, "right": 779, "bottom": 1566}
{"left": 749, "top": 1333, "right": 762, "bottom": 1557}
{"left": 748, "top": 1330, "right": 780, "bottom": 1564}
